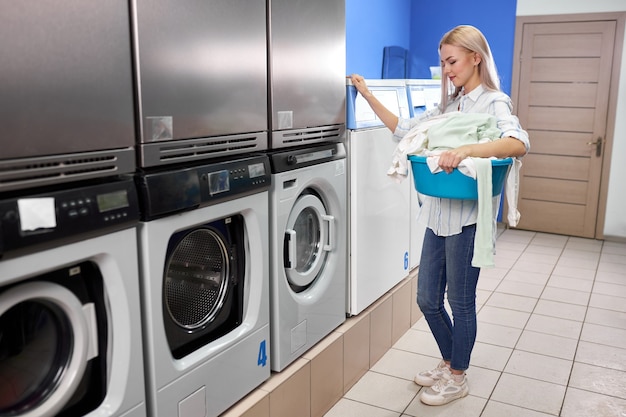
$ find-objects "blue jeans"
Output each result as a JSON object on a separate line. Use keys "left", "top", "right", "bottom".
{"left": 417, "top": 225, "right": 480, "bottom": 371}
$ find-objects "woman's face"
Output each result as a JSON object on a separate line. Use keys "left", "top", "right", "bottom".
{"left": 440, "top": 44, "right": 481, "bottom": 92}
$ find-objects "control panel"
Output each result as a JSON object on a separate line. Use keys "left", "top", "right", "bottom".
{"left": 0, "top": 177, "right": 139, "bottom": 256}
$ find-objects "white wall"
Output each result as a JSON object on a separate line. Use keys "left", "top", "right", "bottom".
{"left": 517, "top": 0, "right": 626, "bottom": 240}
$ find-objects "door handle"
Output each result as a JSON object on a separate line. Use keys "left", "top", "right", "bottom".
{"left": 586, "top": 137, "right": 603, "bottom": 157}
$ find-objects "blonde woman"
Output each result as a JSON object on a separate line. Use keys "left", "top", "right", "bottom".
{"left": 350, "top": 25, "right": 529, "bottom": 406}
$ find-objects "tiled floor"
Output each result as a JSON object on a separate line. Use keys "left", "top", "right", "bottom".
{"left": 324, "top": 229, "right": 626, "bottom": 417}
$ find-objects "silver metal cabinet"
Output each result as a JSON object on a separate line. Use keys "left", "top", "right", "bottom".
{"left": 132, "top": 0, "right": 268, "bottom": 167}
{"left": 0, "top": 1, "right": 136, "bottom": 191}
{"left": 268, "top": 0, "right": 346, "bottom": 148}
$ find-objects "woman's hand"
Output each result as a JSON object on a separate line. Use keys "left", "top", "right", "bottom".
{"left": 437, "top": 146, "right": 472, "bottom": 173}
{"left": 350, "top": 74, "right": 371, "bottom": 98}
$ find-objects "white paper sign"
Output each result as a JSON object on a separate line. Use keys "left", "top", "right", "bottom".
{"left": 17, "top": 198, "right": 57, "bottom": 231}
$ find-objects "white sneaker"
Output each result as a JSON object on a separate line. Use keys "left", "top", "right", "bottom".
{"left": 413, "top": 360, "right": 449, "bottom": 387}
{"left": 419, "top": 372, "right": 469, "bottom": 406}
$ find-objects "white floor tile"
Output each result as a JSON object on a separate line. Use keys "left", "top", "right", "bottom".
{"left": 530, "top": 233, "right": 568, "bottom": 248}
{"left": 533, "top": 299, "right": 587, "bottom": 322}
{"left": 524, "top": 314, "right": 583, "bottom": 340}
{"left": 595, "top": 269, "right": 626, "bottom": 285}
{"left": 540, "top": 286, "right": 590, "bottom": 306}
{"left": 593, "top": 281, "right": 626, "bottom": 298}
{"left": 515, "top": 330, "right": 578, "bottom": 360}
{"left": 561, "top": 387, "right": 626, "bottom": 417}
{"left": 547, "top": 275, "right": 594, "bottom": 292}
{"left": 481, "top": 400, "right": 555, "bottom": 417}
{"left": 585, "top": 307, "right": 626, "bottom": 329}
{"left": 370, "top": 349, "right": 439, "bottom": 382}
{"left": 470, "top": 341, "right": 513, "bottom": 372}
{"left": 476, "top": 322, "right": 522, "bottom": 348}
{"left": 491, "top": 373, "right": 566, "bottom": 415}
{"left": 477, "top": 305, "right": 530, "bottom": 329}
{"left": 555, "top": 255, "right": 598, "bottom": 271}
{"left": 551, "top": 264, "right": 597, "bottom": 280}
{"left": 343, "top": 372, "right": 417, "bottom": 414}
{"left": 392, "top": 329, "right": 441, "bottom": 358}
{"left": 580, "top": 322, "right": 626, "bottom": 350}
{"left": 588, "top": 293, "right": 626, "bottom": 313}
{"left": 495, "top": 280, "right": 544, "bottom": 298}
{"left": 516, "top": 251, "right": 559, "bottom": 266}
{"left": 324, "top": 398, "right": 402, "bottom": 417}
{"left": 465, "top": 366, "right": 501, "bottom": 399}
{"left": 504, "top": 350, "right": 572, "bottom": 385}
{"left": 504, "top": 269, "right": 550, "bottom": 286}
{"left": 569, "top": 362, "right": 626, "bottom": 399}
{"left": 404, "top": 393, "right": 486, "bottom": 417}
{"left": 575, "top": 341, "right": 626, "bottom": 372}
{"left": 485, "top": 292, "right": 537, "bottom": 312}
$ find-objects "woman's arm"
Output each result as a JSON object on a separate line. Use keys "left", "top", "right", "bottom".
{"left": 350, "top": 74, "right": 399, "bottom": 132}
{"left": 437, "top": 137, "right": 527, "bottom": 173}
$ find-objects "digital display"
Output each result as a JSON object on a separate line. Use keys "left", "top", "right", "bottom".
{"left": 97, "top": 190, "right": 129, "bottom": 213}
{"left": 248, "top": 163, "right": 266, "bottom": 179}
{"left": 208, "top": 170, "right": 230, "bottom": 195}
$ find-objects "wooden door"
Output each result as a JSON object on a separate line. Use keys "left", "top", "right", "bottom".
{"left": 511, "top": 19, "right": 616, "bottom": 238}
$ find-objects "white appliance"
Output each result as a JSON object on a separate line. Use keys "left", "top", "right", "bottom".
{"left": 135, "top": 154, "right": 271, "bottom": 417}
{"left": 405, "top": 79, "right": 442, "bottom": 269}
{"left": 0, "top": 178, "right": 146, "bottom": 417}
{"left": 345, "top": 79, "right": 412, "bottom": 316}
{"left": 267, "top": 142, "right": 347, "bottom": 371}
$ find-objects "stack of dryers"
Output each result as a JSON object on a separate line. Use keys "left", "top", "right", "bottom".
{"left": 0, "top": 2, "right": 145, "bottom": 416}
{"left": 131, "top": 0, "right": 272, "bottom": 416}
{"left": 405, "top": 79, "right": 442, "bottom": 270}
{"left": 266, "top": 0, "right": 348, "bottom": 371}
{"left": 345, "top": 79, "right": 412, "bottom": 316}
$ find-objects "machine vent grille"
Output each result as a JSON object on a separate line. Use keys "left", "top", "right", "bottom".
{"left": 0, "top": 149, "right": 135, "bottom": 192}
{"left": 140, "top": 132, "right": 268, "bottom": 168}
{"left": 272, "top": 124, "right": 345, "bottom": 149}
{"left": 159, "top": 135, "right": 260, "bottom": 162}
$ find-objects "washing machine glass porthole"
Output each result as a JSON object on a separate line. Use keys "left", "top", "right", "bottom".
{"left": 164, "top": 228, "right": 230, "bottom": 330}
{"left": 0, "top": 301, "right": 70, "bottom": 413}
{"left": 284, "top": 192, "right": 329, "bottom": 292}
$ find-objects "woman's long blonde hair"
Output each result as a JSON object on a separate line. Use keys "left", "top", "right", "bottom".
{"left": 437, "top": 25, "right": 501, "bottom": 111}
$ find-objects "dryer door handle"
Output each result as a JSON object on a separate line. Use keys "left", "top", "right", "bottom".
{"left": 285, "top": 229, "right": 296, "bottom": 270}
{"left": 322, "top": 214, "right": 334, "bottom": 252}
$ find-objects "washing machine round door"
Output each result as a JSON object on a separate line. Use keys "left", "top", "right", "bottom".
{"left": 284, "top": 192, "right": 334, "bottom": 292}
{"left": 164, "top": 227, "right": 230, "bottom": 330}
{"left": 0, "top": 281, "right": 90, "bottom": 417}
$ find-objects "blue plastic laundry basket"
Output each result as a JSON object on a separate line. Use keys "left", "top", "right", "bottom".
{"left": 408, "top": 155, "right": 512, "bottom": 200}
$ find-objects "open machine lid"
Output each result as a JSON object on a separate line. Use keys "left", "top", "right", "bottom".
{"left": 346, "top": 79, "right": 411, "bottom": 130}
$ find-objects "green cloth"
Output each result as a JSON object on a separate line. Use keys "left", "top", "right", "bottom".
{"left": 426, "top": 112, "right": 501, "bottom": 150}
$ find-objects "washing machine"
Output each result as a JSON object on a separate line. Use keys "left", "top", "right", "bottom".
{"left": 0, "top": 177, "right": 146, "bottom": 417}
{"left": 345, "top": 79, "right": 412, "bottom": 316}
{"left": 135, "top": 154, "right": 271, "bottom": 417}
{"left": 267, "top": 142, "right": 347, "bottom": 372}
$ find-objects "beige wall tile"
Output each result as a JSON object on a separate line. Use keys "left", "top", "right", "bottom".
{"left": 336, "top": 313, "right": 370, "bottom": 393}
{"left": 391, "top": 277, "right": 412, "bottom": 344}
{"left": 220, "top": 390, "right": 269, "bottom": 417}
{"left": 367, "top": 293, "right": 392, "bottom": 367}
{"left": 303, "top": 332, "right": 344, "bottom": 417}
{"left": 259, "top": 359, "right": 311, "bottom": 417}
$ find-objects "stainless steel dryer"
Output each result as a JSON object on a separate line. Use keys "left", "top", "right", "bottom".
{"left": 0, "top": 178, "right": 146, "bottom": 417}
{"left": 131, "top": 0, "right": 268, "bottom": 168}
{"left": 135, "top": 154, "right": 271, "bottom": 417}
{"left": 267, "top": 142, "right": 347, "bottom": 371}
{"left": 0, "top": 2, "right": 136, "bottom": 193}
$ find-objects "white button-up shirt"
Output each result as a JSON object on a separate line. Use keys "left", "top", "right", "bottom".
{"left": 394, "top": 84, "right": 530, "bottom": 236}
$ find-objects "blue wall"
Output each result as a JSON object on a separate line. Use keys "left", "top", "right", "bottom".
{"left": 347, "top": 0, "right": 518, "bottom": 94}
{"left": 346, "top": 0, "right": 411, "bottom": 78}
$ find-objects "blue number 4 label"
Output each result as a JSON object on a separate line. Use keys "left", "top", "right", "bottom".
{"left": 257, "top": 340, "right": 268, "bottom": 367}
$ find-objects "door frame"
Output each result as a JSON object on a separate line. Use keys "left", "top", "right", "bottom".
{"left": 511, "top": 12, "right": 626, "bottom": 239}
